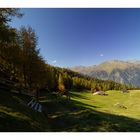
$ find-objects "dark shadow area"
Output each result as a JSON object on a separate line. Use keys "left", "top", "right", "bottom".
{"left": 0, "top": 90, "right": 50, "bottom": 132}
{"left": 72, "top": 99, "right": 100, "bottom": 109}
{"left": 0, "top": 112, "right": 39, "bottom": 132}
{"left": 71, "top": 92, "right": 91, "bottom": 100}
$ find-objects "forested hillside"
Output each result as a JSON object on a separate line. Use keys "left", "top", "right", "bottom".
{"left": 0, "top": 9, "right": 136, "bottom": 99}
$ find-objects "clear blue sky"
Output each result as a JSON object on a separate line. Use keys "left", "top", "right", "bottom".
{"left": 10, "top": 8, "right": 140, "bottom": 67}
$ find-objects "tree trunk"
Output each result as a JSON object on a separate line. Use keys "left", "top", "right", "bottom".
{"left": 36, "top": 87, "right": 40, "bottom": 101}
{"left": 23, "top": 64, "right": 27, "bottom": 88}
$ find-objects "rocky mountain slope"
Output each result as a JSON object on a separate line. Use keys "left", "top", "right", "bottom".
{"left": 70, "top": 60, "right": 140, "bottom": 87}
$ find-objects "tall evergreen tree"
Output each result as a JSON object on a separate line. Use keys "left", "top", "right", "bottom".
{"left": 58, "top": 74, "right": 65, "bottom": 92}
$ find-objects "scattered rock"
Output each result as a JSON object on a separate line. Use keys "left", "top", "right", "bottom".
{"left": 114, "top": 102, "right": 127, "bottom": 109}
{"left": 93, "top": 91, "right": 108, "bottom": 96}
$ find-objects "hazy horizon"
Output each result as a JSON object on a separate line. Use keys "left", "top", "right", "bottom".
{"left": 10, "top": 8, "right": 140, "bottom": 67}
{"left": 66, "top": 59, "right": 140, "bottom": 68}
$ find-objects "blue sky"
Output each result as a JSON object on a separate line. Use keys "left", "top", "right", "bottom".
{"left": 10, "top": 8, "right": 140, "bottom": 67}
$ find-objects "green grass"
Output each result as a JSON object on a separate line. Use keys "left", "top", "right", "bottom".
{"left": 71, "top": 90, "right": 140, "bottom": 119}
{"left": 41, "top": 90, "right": 140, "bottom": 132}
{"left": 1, "top": 89, "right": 140, "bottom": 131}
{"left": 0, "top": 89, "right": 50, "bottom": 132}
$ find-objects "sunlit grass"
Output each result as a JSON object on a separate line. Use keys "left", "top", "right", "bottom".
{"left": 40, "top": 90, "right": 140, "bottom": 131}
{"left": 71, "top": 90, "right": 140, "bottom": 119}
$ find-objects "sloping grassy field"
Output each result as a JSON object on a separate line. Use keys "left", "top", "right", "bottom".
{"left": 41, "top": 90, "right": 140, "bottom": 132}
{"left": 0, "top": 89, "right": 50, "bottom": 132}
{"left": 71, "top": 90, "right": 140, "bottom": 120}
{"left": 1, "top": 89, "right": 140, "bottom": 131}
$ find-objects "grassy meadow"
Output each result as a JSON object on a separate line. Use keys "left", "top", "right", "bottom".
{"left": 71, "top": 90, "right": 140, "bottom": 120}
{"left": 41, "top": 90, "right": 140, "bottom": 131}
{"left": 1, "top": 89, "right": 140, "bottom": 131}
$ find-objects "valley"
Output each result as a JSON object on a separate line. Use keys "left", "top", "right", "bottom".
{"left": 1, "top": 8, "right": 140, "bottom": 132}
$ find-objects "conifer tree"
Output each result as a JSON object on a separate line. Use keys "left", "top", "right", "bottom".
{"left": 58, "top": 74, "right": 65, "bottom": 92}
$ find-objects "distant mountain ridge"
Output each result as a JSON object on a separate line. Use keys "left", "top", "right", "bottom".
{"left": 70, "top": 60, "right": 140, "bottom": 87}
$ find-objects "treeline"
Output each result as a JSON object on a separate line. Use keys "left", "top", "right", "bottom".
{"left": 45, "top": 66, "right": 135, "bottom": 92}
{"left": 0, "top": 9, "right": 135, "bottom": 97}
{"left": 0, "top": 9, "right": 50, "bottom": 93}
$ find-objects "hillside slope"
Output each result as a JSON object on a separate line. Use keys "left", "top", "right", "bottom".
{"left": 0, "top": 89, "right": 50, "bottom": 132}
{"left": 1, "top": 88, "right": 140, "bottom": 131}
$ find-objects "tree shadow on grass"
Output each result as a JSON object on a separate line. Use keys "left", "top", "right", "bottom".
{"left": 2, "top": 90, "right": 140, "bottom": 132}
{"left": 71, "top": 92, "right": 91, "bottom": 100}
{"left": 72, "top": 100, "right": 100, "bottom": 110}
{"left": 47, "top": 99, "right": 140, "bottom": 132}
{"left": 0, "top": 112, "right": 39, "bottom": 132}
{"left": 0, "top": 90, "right": 50, "bottom": 132}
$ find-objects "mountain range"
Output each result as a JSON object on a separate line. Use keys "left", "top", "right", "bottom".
{"left": 69, "top": 60, "right": 140, "bottom": 87}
